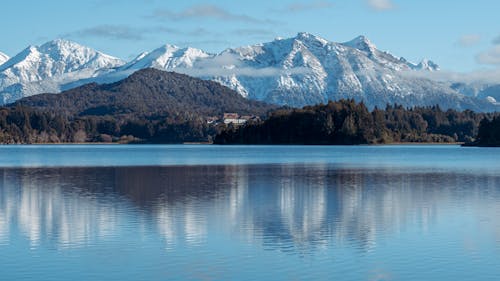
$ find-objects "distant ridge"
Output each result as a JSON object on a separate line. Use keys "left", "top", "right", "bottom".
{"left": 1, "top": 34, "right": 498, "bottom": 111}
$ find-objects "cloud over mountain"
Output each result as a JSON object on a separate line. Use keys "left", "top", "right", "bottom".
{"left": 150, "top": 4, "right": 275, "bottom": 24}
{"left": 277, "top": 1, "right": 334, "bottom": 13}
{"left": 367, "top": 0, "right": 394, "bottom": 11}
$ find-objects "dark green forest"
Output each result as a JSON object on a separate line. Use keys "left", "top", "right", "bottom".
{"left": 469, "top": 117, "right": 500, "bottom": 147}
{"left": 1, "top": 99, "right": 498, "bottom": 145}
{"left": 0, "top": 105, "right": 219, "bottom": 143}
{"left": 215, "top": 99, "right": 498, "bottom": 145}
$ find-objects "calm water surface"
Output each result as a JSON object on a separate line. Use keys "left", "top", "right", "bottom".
{"left": 0, "top": 145, "right": 500, "bottom": 280}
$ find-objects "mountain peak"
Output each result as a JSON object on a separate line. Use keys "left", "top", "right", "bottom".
{"left": 37, "top": 39, "right": 123, "bottom": 62}
{"left": 40, "top": 38, "right": 79, "bottom": 48}
{"left": 152, "top": 44, "right": 208, "bottom": 58}
{"left": 38, "top": 39, "right": 94, "bottom": 57}
{"left": 296, "top": 32, "right": 313, "bottom": 38}
{"left": 120, "top": 44, "right": 210, "bottom": 71}
{"left": 0, "top": 39, "right": 125, "bottom": 103}
{"left": 294, "top": 32, "right": 329, "bottom": 45}
{"left": 179, "top": 46, "right": 210, "bottom": 57}
{"left": 158, "top": 44, "right": 180, "bottom": 52}
{"left": 343, "top": 35, "right": 377, "bottom": 53}
{"left": 416, "top": 58, "right": 440, "bottom": 71}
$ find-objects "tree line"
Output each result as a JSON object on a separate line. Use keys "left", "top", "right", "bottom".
{"left": 469, "top": 117, "right": 500, "bottom": 147}
{"left": 0, "top": 105, "right": 219, "bottom": 144}
{"left": 1, "top": 99, "right": 499, "bottom": 145}
{"left": 214, "top": 99, "right": 498, "bottom": 145}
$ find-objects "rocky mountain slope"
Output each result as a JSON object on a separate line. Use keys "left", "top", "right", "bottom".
{"left": 1, "top": 34, "right": 498, "bottom": 111}
{"left": 0, "top": 39, "right": 124, "bottom": 104}
{"left": 119, "top": 32, "right": 493, "bottom": 111}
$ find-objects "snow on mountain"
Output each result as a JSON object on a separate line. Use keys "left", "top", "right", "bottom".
{"left": 0, "top": 39, "right": 125, "bottom": 104}
{"left": 120, "top": 45, "right": 211, "bottom": 71}
{"left": 0, "top": 52, "right": 9, "bottom": 66}
{"left": 118, "top": 32, "right": 487, "bottom": 110}
{"left": 219, "top": 32, "right": 453, "bottom": 108}
{"left": 62, "top": 45, "right": 214, "bottom": 91}
{"left": 414, "top": 58, "right": 440, "bottom": 71}
{"left": 341, "top": 36, "right": 439, "bottom": 72}
{"left": 0, "top": 34, "right": 496, "bottom": 111}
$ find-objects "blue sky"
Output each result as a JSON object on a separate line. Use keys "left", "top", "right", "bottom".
{"left": 1, "top": 0, "right": 499, "bottom": 72}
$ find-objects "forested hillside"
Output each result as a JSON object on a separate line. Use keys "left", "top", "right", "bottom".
{"left": 0, "top": 69, "right": 275, "bottom": 144}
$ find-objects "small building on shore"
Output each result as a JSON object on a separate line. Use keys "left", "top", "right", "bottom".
{"left": 223, "top": 113, "right": 256, "bottom": 125}
{"left": 206, "top": 113, "right": 259, "bottom": 125}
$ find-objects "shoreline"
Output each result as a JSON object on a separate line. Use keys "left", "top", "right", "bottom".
{"left": 378, "top": 142, "right": 464, "bottom": 146}
{"left": 0, "top": 142, "right": 465, "bottom": 146}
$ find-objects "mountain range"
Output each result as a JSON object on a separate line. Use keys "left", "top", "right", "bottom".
{"left": 1, "top": 33, "right": 498, "bottom": 111}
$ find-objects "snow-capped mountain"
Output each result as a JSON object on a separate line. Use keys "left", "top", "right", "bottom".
{"left": 341, "top": 35, "right": 437, "bottom": 71}
{"left": 0, "top": 34, "right": 497, "bottom": 111}
{"left": 0, "top": 39, "right": 124, "bottom": 104}
{"left": 120, "top": 45, "right": 211, "bottom": 71}
{"left": 121, "top": 32, "right": 489, "bottom": 110}
{"left": 62, "top": 45, "right": 214, "bottom": 90}
{"left": 0, "top": 52, "right": 9, "bottom": 66}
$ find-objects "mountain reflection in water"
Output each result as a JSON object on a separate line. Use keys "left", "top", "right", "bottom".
{"left": 1, "top": 164, "right": 500, "bottom": 256}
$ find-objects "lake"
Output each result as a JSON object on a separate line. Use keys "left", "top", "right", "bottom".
{"left": 1, "top": 145, "right": 500, "bottom": 280}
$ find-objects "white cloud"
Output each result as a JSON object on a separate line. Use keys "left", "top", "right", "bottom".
{"left": 169, "top": 52, "right": 312, "bottom": 77}
{"left": 457, "top": 34, "right": 481, "bottom": 47}
{"left": 66, "top": 25, "right": 230, "bottom": 44}
{"left": 174, "top": 66, "right": 312, "bottom": 78}
{"left": 280, "top": 1, "right": 334, "bottom": 12}
{"left": 401, "top": 67, "right": 500, "bottom": 84}
{"left": 367, "top": 0, "right": 394, "bottom": 11}
{"left": 66, "top": 25, "right": 179, "bottom": 41}
{"left": 477, "top": 46, "right": 500, "bottom": 65}
{"left": 231, "top": 29, "right": 276, "bottom": 38}
{"left": 150, "top": 5, "right": 276, "bottom": 24}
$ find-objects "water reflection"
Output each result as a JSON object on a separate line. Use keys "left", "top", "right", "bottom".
{"left": 1, "top": 164, "right": 500, "bottom": 255}
{"left": 0, "top": 168, "right": 121, "bottom": 248}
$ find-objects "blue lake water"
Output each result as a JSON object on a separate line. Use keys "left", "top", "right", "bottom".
{"left": 0, "top": 145, "right": 500, "bottom": 280}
